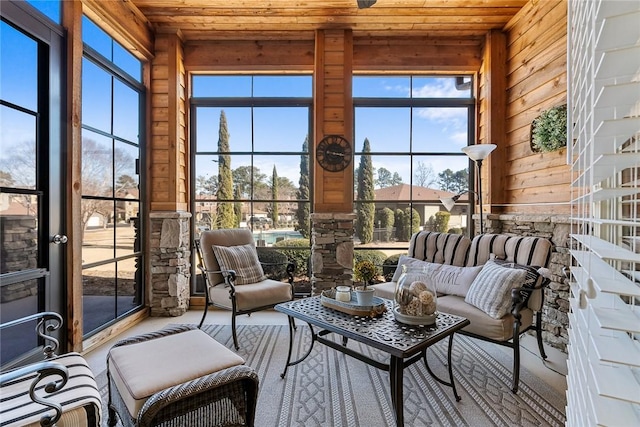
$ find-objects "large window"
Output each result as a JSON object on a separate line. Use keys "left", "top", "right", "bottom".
{"left": 353, "top": 75, "right": 475, "bottom": 259}
{"left": 81, "top": 17, "right": 145, "bottom": 336}
{"left": 191, "top": 75, "right": 313, "bottom": 294}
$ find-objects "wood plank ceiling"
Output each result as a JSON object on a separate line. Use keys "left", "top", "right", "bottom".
{"left": 129, "top": 0, "right": 528, "bottom": 40}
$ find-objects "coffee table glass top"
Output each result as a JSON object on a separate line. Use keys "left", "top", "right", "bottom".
{"left": 276, "top": 296, "right": 469, "bottom": 355}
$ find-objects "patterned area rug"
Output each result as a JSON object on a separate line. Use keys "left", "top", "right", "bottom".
{"left": 97, "top": 324, "right": 566, "bottom": 427}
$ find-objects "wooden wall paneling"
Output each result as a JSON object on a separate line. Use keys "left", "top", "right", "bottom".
{"left": 499, "top": 0, "right": 569, "bottom": 214}
{"left": 82, "top": 0, "right": 154, "bottom": 60}
{"left": 313, "top": 29, "right": 353, "bottom": 213}
{"left": 150, "top": 32, "right": 188, "bottom": 211}
{"left": 483, "top": 30, "right": 507, "bottom": 212}
{"left": 62, "top": 0, "right": 84, "bottom": 352}
{"left": 184, "top": 40, "right": 315, "bottom": 71}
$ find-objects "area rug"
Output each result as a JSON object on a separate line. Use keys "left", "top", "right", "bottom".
{"left": 96, "top": 324, "right": 566, "bottom": 427}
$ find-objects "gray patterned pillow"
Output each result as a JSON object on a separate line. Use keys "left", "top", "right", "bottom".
{"left": 464, "top": 260, "right": 528, "bottom": 319}
{"left": 212, "top": 243, "right": 266, "bottom": 285}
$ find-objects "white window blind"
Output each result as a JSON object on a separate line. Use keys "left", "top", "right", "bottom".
{"left": 567, "top": 0, "right": 640, "bottom": 425}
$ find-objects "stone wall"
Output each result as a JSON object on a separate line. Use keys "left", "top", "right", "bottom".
{"left": 483, "top": 213, "right": 572, "bottom": 352}
{"left": 311, "top": 213, "right": 356, "bottom": 295}
{"left": 149, "top": 212, "right": 191, "bottom": 316}
{"left": 1, "top": 215, "right": 38, "bottom": 303}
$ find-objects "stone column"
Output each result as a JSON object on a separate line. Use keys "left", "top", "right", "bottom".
{"left": 149, "top": 211, "right": 191, "bottom": 316}
{"left": 310, "top": 213, "right": 356, "bottom": 295}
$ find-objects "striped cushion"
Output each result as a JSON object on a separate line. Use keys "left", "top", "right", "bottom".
{"left": 408, "top": 231, "right": 471, "bottom": 267}
{"left": 466, "top": 234, "right": 552, "bottom": 268}
{"left": 212, "top": 243, "right": 267, "bottom": 285}
{"left": 464, "top": 261, "right": 528, "bottom": 319}
{"left": 492, "top": 259, "right": 543, "bottom": 305}
{"left": 0, "top": 353, "right": 101, "bottom": 427}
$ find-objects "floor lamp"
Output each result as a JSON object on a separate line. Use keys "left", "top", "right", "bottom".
{"left": 461, "top": 144, "right": 496, "bottom": 234}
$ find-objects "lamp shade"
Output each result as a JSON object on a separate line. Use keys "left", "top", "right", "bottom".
{"left": 461, "top": 144, "right": 497, "bottom": 161}
{"left": 440, "top": 197, "right": 456, "bottom": 211}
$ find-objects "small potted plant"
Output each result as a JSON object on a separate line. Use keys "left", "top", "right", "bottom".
{"left": 354, "top": 260, "right": 377, "bottom": 306}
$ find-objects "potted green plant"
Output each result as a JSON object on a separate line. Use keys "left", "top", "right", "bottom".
{"left": 530, "top": 104, "right": 567, "bottom": 152}
{"left": 354, "top": 260, "right": 377, "bottom": 306}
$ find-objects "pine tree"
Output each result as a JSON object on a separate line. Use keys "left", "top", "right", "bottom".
{"left": 356, "top": 138, "right": 375, "bottom": 243}
{"left": 271, "top": 165, "right": 279, "bottom": 227}
{"left": 214, "top": 110, "right": 236, "bottom": 229}
{"left": 295, "top": 136, "right": 311, "bottom": 238}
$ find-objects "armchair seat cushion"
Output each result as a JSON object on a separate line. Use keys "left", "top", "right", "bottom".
{"left": 208, "top": 278, "right": 293, "bottom": 311}
{"left": 1, "top": 352, "right": 101, "bottom": 427}
{"left": 438, "top": 295, "right": 534, "bottom": 341}
{"left": 108, "top": 329, "right": 245, "bottom": 418}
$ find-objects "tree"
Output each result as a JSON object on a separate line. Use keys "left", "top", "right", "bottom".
{"left": 233, "top": 187, "right": 242, "bottom": 227}
{"left": 356, "top": 138, "right": 375, "bottom": 244}
{"left": 375, "top": 207, "right": 395, "bottom": 241}
{"left": 414, "top": 161, "right": 437, "bottom": 187}
{"left": 270, "top": 165, "right": 279, "bottom": 227}
{"left": 116, "top": 174, "right": 137, "bottom": 194}
{"left": 196, "top": 174, "right": 217, "bottom": 197}
{"left": 295, "top": 137, "right": 311, "bottom": 238}
{"left": 232, "top": 165, "right": 266, "bottom": 199}
{"left": 438, "top": 168, "right": 469, "bottom": 193}
{"left": 375, "top": 167, "right": 404, "bottom": 188}
{"left": 214, "top": 110, "right": 236, "bottom": 229}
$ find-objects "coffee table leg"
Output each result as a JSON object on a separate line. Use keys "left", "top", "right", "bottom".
{"left": 280, "top": 321, "right": 317, "bottom": 378}
{"left": 423, "top": 334, "right": 461, "bottom": 401}
{"left": 389, "top": 356, "right": 404, "bottom": 427}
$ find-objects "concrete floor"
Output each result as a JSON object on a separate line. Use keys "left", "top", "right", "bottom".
{"left": 83, "top": 308, "right": 568, "bottom": 397}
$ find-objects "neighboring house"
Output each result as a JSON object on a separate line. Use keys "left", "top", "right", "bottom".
{"left": 373, "top": 184, "right": 469, "bottom": 229}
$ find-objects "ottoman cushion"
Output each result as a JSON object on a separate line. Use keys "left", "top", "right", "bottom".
{"left": 108, "top": 329, "right": 244, "bottom": 418}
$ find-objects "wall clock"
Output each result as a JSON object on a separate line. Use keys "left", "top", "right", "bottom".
{"left": 316, "top": 135, "right": 353, "bottom": 172}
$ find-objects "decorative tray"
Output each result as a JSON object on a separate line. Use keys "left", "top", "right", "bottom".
{"left": 321, "top": 289, "right": 387, "bottom": 317}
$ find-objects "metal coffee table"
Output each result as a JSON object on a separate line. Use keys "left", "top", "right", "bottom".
{"left": 275, "top": 296, "right": 470, "bottom": 427}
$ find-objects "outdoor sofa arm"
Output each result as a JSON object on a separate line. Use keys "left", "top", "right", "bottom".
{"left": 0, "top": 361, "right": 70, "bottom": 427}
{"left": 137, "top": 365, "right": 259, "bottom": 427}
{"left": 510, "top": 269, "right": 552, "bottom": 316}
{"left": 197, "top": 262, "right": 238, "bottom": 290}
{"left": 0, "top": 311, "right": 63, "bottom": 358}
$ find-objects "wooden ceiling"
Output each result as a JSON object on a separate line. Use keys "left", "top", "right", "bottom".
{"left": 129, "top": 0, "right": 529, "bottom": 40}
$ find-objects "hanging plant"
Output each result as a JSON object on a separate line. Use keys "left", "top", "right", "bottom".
{"left": 530, "top": 104, "right": 567, "bottom": 152}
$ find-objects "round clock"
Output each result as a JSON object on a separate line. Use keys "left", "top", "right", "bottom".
{"left": 316, "top": 135, "right": 353, "bottom": 172}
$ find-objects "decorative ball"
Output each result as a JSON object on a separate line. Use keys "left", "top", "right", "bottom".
{"left": 417, "top": 290, "right": 434, "bottom": 305}
{"left": 409, "top": 281, "right": 428, "bottom": 296}
{"left": 404, "top": 297, "right": 422, "bottom": 316}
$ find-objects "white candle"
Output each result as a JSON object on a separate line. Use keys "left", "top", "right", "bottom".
{"left": 335, "top": 286, "right": 351, "bottom": 302}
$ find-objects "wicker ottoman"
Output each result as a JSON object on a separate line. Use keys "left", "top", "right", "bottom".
{"left": 107, "top": 325, "right": 258, "bottom": 427}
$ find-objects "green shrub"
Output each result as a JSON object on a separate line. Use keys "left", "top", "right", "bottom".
{"left": 273, "top": 238, "right": 311, "bottom": 276}
{"left": 433, "top": 211, "right": 450, "bottom": 233}
{"left": 256, "top": 247, "right": 290, "bottom": 281}
{"left": 376, "top": 207, "right": 395, "bottom": 241}
{"left": 382, "top": 254, "right": 401, "bottom": 281}
{"left": 447, "top": 227, "right": 462, "bottom": 234}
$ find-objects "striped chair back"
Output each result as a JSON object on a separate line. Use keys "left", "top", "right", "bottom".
{"left": 408, "top": 231, "right": 472, "bottom": 267}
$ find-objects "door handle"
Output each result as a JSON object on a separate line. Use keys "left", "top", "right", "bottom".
{"left": 52, "top": 234, "right": 68, "bottom": 245}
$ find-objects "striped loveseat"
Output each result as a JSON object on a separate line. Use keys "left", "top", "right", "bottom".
{"left": 371, "top": 231, "right": 553, "bottom": 393}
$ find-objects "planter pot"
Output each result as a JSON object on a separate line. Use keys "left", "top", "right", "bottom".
{"left": 355, "top": 287, "right": 375, "bottom": 306}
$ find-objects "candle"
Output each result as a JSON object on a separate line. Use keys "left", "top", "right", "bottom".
{"left": 335, "top": 286, "right": 351, "bottom": 302}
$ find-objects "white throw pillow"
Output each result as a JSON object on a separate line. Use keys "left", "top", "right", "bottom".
{"left": 464, "top": 261, "right": 528, "bottom": 319}
{"left": 392, "top": 255, "right": 482, "bottom": 297}
{"left": 212, "top": 243, "right": 266, "bottom": 285}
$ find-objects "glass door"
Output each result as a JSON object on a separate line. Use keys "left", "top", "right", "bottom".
{"left": 0, "top": 4, "right": 65, "bottom": 367}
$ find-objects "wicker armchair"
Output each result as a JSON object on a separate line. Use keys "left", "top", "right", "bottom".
{"left": 196, "top": 228, "right": 295, "bottom": 350}
{"left": 107, "top": 325, "right": 258, "bottom": 427}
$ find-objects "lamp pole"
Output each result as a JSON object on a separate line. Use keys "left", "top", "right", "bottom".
{"left": 461, "top": 144, "right": 496, "bottom": 235}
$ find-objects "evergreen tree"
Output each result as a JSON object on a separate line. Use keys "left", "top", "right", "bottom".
{"left": 271, "top": 165, "right": 279, "bottom": 227}
{"left": 214, "top": 110, "right": 236, "bottom": 229}
{"left": 233, "top": 186, "right": 242, "bottom": 228}
{"left": 295, "top": 137, "right": 311, "bottom": 238}
{"left": 356, "top": 138, "right": 375, "bottom": 243}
